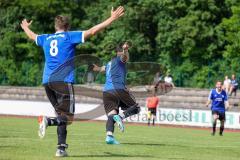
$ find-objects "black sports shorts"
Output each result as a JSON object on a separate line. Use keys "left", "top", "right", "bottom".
{"left": 103, "top": 89, "right": 138, "bottom": 114}
{"left": 148, "top": 108, "right": 157, "bottom": 116}
{"left": 212, "top": 110, "right": 225, "bottom": 121}
{"left": 44, "top": 82, "right": 75, "bottom": 115}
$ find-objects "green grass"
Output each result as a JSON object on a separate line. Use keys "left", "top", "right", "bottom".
{"left": 0, "top": 117, "right": 240, "bottom": 160}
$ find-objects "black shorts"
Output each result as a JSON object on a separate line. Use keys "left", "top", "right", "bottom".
{"left": 148, "top": 108, "right": 157, "bottom": 115}
{"left": 44, "top": 82, "right": 75, "bottom": 115}
{"left": 103, "top": 89, "right": 138, "bottom": 114}
{"left": 212, "top": 110, "right": 225, "bottom": 121}
{"left": 232, "top": 87, "right": 237, "bottom": 92}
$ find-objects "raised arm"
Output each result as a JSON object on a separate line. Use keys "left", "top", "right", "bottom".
{"left": 120, "top": 42, "right": 130, "bottom": 63}
{"left": 20, "top": 19, "right": 38, "bottom": 41}
{"left": 84, "top": 6, "right": 125, "bottom": 40}
{"left": 93, "top": 64, "right": 106, "bottom": 73}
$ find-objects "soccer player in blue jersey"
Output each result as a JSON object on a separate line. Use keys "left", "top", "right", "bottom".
{"left": 93, "top": 42, "right": 141, "bottom": 144}
{"left": 229, "top": 74, "right": 238, "bottom": 96}
{"left": 206, "top": 81, "right": 230, "bottom": 136}
{"left": 20, "top": 6, "right": 124, "bottom": 157}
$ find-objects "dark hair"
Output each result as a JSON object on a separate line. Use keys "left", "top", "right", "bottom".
{"left": 55, "top": 15, "right": 70, "bottom": 31}
{"left": 115, "top": 43, "right": 123, "bottom": 53}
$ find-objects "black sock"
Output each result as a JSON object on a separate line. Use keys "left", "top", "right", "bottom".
{"left": 122, "top": 105, "right": 140, "bottom": 119}
{"left": 57, "top": 125, "right": 67, "bottom": 150}
{"left": 106, "top": 115, "right": 116, "bottom": 133}
{"left": 148, "top": 119, "right": 150, "bottom": 126}
{"left": 220, "top": 124, "right": 224, "bottom": 134}
{"left": 47, "top": 115, "right": 68, "bottom": 126}
{"left": 212, "top": 121, "right": 217, "bottom": 133}
{"left": 153, "top": 119, "right": 155, "bottom": 126}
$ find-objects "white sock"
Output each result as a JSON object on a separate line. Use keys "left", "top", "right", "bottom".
{"left": 119, "top": 113, "right": 125, "bottom": 119}
{"left": 106, "top": 131, "right": 113, "bottom": 136}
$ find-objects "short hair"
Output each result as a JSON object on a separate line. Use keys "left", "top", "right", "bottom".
{"left": 115, "top": 43, "right": 123, "bottom": 53}
{"left": 216, "top": 80, "right": 222, "bottom": 84}
{"left": 55, "top": 15, "right": 70, "bottom": 31}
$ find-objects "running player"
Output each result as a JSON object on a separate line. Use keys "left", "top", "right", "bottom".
{"left": 93, "top": 42, "right": 141, "bottom": 144}
{"left": 20, "top": 6, "right": 124, "bottom": 157}
{"left": 146, "top": 90, "right": 159, "bottom": 126}
{"left": 206, "top": 80, "right": 230, "bottom": 136}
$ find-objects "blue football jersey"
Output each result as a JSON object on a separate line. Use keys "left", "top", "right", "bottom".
{"left": 104, "top": 56, "right": 127, "bottom": 91}
{"left": 35, "top": 31, "right": 84, "bottom": 84}
{"left": 208, "top": 89, "right": 228, "bottom": 112}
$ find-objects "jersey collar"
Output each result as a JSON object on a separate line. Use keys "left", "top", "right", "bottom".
{"left": 215, "top": 89, "right": 222, "bottom": 94}
{"left": 55, "top": 31, "right": 64, "bottom": 34}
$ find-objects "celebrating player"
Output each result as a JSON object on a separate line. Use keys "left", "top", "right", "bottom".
{"left": 20, "top": 6, "right": 124, "bottom": 157}
{"left": 146, "top": 90, "right": 159, "bottom": 126}
{"left": 206, "top": 80, "right": 230, "bottom": 136}
{"left": 93, "top": 42, "right": 141, "bottom": 144}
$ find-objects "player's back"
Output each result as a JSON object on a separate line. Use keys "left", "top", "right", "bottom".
{"left": 104, "top": 56, "right": 126, "bottom": 91}
{"left": 36, "top": 31, "right": 84, "bottom": 84}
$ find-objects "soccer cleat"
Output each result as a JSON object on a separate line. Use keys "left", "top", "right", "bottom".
{"left": 55, "top": 149, "right": 68, "bottom": 157}
{"left": 105, "top": 135, "right": 120, "bottom": 145}
{"left": 113, "top": 115, "right": 124, "bottom": 132}
{"left": 211, "top": 132, "right": 215, "bottom": 136}
{"left": 38, "top": 116, "right": 48, "bottom": 138}
{"left": 219, "top": 133, "right": 223, "bottom": 136}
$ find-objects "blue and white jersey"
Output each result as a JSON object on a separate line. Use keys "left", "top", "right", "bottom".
{"left": 208, "top": 89, "right": 228, "bottom": 113}
{"left": 104, "top": 56, "right": 127, "bottom": 91}
{"left": 231, "top": 79, "right": 238, "bottom": 88}
{"left": 35, "top": 31, "right": 84, "bottom": 84}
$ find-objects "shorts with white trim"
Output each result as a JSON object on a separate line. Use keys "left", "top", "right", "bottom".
{"left": 44, "top": 82, "right": 75, "bottom": 116}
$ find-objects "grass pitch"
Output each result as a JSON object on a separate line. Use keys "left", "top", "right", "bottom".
{"left": 0, "top": 117, "right": 240, "bottom": 160}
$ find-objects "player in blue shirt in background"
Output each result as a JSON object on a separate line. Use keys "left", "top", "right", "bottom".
{"left": 206, "top": 81, "right": 230, "bottom": 136}
{"left": 21, "top": 6, "right": 124, "bottom": 157}
{"left": 93, "top": 42, "right": 141, "bottom": 144}
{"left": 229, "top": 74, "right": 238, "bottom": 96}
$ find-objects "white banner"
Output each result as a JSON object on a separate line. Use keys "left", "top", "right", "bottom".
{"left": 0, "top": 100, "right": 239, "bottom": 129}
{"left": 124, "top": 108, "right": 240, "bottom": 129}
{"left": 0, "top": 100, "right": 99, "bottom": 117}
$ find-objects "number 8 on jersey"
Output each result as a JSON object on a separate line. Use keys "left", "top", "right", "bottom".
{"left": 50, "top": 40, "right": 58, "bottom": 56}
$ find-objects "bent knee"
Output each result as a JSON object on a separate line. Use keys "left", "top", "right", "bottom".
{"left": 136, "top": 105, "right": 141, "bottom": 114}
{"left": 66, "top": 115, "right": 74, "bottom": 125}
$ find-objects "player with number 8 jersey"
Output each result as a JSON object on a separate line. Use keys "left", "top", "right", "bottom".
{"left": 21, "top": 6, "right": 125, "bottom": 157}
{"left": 36, "top": 31, "right": 84, "bottom": 84}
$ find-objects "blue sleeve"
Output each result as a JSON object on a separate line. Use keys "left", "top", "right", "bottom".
{"left": 208, "top": 90, "right": 213, "bottom": 100}
{"left": 35, "top": 34, "right": 47, "bottom": 47}
{"left": 69, "top": 31, "right": 85, "bottom": 44}
{"left": 224, "top": 92, "right": 228, "bottom": 101}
